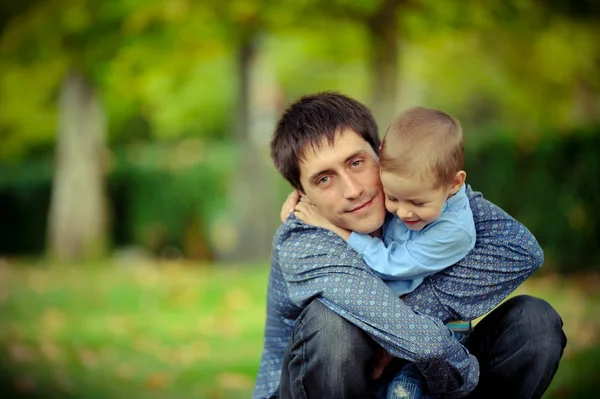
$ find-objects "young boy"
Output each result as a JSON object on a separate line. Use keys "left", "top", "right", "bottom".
{"left": 283, "top": 106, "right": 474, "bottom": 398}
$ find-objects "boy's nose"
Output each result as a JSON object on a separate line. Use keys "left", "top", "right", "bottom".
{"left": 396, "top": 206, "right": 413, "bottom": 219}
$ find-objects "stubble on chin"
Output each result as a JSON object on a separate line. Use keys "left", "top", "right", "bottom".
{"left": 346, "top": 207, "right": 386, "bottom": 235}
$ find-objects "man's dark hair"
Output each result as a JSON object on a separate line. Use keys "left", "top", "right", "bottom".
{"left": 270, "top": 92, "right": 380, "bottom": 191}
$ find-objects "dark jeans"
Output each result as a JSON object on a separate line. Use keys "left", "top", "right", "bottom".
{"left": 278, "top": 295, "right": 566, "bottom": 399}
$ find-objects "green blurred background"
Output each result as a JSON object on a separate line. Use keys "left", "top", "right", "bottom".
{"left": 0, "top": 0, "right": 599, "bottom": 397}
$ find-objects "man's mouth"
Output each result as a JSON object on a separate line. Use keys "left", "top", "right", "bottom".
{"left": 347, "top": 198, "right": 374, "bottom": 213}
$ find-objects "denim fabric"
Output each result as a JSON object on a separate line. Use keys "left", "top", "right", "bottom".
{"left": 463, "top": 295, "right": 567, "bottom": 399}
{"left": 278, "top": 295, "right": 566, "bottom": 399}
{"left": 386, "top": 364, "right": 438, "bottom": 399}
{"left": 385, "top": 328, "right": 469, "bottom": 399}
{"left": 278, "top": 300, "right": 380, "bottom": 399}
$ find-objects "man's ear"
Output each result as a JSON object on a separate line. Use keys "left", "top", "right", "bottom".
{"left": 449, "top": 171, "right": 466, "bottom": 195}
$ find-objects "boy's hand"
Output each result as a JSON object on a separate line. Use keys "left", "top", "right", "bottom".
{"left": 294, "top": 197, "right": 351, "bottom": 241}
{"left": 372, "top": 348, "right": 394, "bottom": 380}
{"left": 280, "top": 190, "right": 301, "bottom": 222}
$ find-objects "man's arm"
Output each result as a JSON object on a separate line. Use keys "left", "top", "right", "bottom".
{"left": 348, "top": 221, "right": 475, "bottom": 281}
{"left": 278, "top": 220, "right": 479, "bottom": 398}
{"left": 403, "top": 185, "right": 544, "bottom": 322}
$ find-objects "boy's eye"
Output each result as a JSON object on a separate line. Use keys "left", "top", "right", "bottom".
{"left": 411, "top": 201, "right": 424, "bottom": 206}
{"left": 386, "top": 195, "right": 398, "bottom": 202}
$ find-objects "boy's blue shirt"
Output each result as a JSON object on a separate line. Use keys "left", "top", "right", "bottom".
{"left": 348, "top": 184, "right": 476, "bottom": 296}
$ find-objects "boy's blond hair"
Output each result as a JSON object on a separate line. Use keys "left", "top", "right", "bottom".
{"left": 380, "top": 106, "right": 464, "bottom": 189}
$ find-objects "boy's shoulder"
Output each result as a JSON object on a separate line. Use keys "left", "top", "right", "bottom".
{"left": 435, "top": 191, "right": 476, "bottom": 238}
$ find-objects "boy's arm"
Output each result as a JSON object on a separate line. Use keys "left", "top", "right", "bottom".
{"left": 278, "top": 221, "right": 479, "bottom": 398}
{"left": 402, "top": 186, "right": 544, "bottom": 323}
{"left": 348, "top": 221, "right": 475, "bottom": 281}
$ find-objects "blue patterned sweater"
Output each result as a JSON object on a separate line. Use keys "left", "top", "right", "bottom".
{"left": 253, "top": 186, "right": 543, "bottom": 398}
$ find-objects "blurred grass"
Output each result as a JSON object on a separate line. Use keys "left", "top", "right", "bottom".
{"left": 0, "top": 261, "right": 598, "bottom": 398}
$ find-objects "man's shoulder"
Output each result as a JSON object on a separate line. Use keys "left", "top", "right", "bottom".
{"left": 464, "top": 184, "right": 514, "bottom": 224}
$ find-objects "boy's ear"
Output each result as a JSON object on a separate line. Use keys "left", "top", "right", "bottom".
{"left": 450, "top": 171, "right": 466, "bottom": 195}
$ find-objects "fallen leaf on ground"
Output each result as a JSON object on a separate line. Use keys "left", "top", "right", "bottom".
{"left": 116, "top": 364, "right": 134, "bottom": 380}
{"left": 52, "top": 370, "right": 73, "bottom": 392}
{"left": 217, "top": 372, "right": 253, "bottom": 390}
{"left": 13, "top": 376, "right": 37, "bottom": 393}
{"left": 76, "top": 347, "right": 98, "bottom": 368}
{"left": 39, "top": 340, "right": 63, "bottom": 362}
{"left": 146, "top": 372, "right": 172, "bottom": 389}
{"left": 8, "top": 342, "right": 37, "bottom": 364}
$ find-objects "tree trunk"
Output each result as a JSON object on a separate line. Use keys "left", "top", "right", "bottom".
{"left": 47, "top": 70, "right": 109, "bottom": 262}
{"left": 236, "top": 39, "right": 253, "bottom": 142}
{"left": 367, "top": 0, "right": 401, "bottom": 131}
{"left": 217, "top": 39, "right": 281, "bottom": 262}
{"left": 576, "top": 74, "right": 599, "bottom": 125}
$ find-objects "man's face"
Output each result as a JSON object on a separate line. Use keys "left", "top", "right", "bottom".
{"left": 298, "top": 129, "right": 386, "bottom": 234}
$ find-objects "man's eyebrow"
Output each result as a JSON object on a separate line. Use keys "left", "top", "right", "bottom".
{"left": 308, "top": 150, "right": 366, "bottom": 184}
{"left": 344, "top": 150, "right": 366, "bottom": 164}
{"left": 308, "top": 167, "right": 333, "bottom": 184}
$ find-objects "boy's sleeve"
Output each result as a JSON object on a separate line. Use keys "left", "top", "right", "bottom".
{"left": 403, "top": 186, "right": 544, "bottom": 323}
{"left": 348, "top": 222, "right": 475, "bottom": 281}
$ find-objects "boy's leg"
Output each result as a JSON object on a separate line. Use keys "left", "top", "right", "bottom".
{"left": 278, "top": 300, "right": 380, "bottom": 399}
{"left": 463, "top": 295, "right": 566, "bottom": 399}
{"left": 386, "top": 364, "right": 437, "bottom": 399}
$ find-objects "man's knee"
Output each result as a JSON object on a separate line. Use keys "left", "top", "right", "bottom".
{"left": 505, "top": 295, "right": 563, "bottom": 332}
{"left": 468, "top": 295, "right": 566, "bottom": 399}
{"left": 504, "top": 295, "right": 566, "bottom": 356}
{"left": 298, "top": 300, "right": 377, "bottom": 363}
{"left": 285, "top": 301, "right": 378, "bottom": 397}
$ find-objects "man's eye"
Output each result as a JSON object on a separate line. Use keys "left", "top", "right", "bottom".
{"left": 318, "top": 176, "right": 330, "bottom": 185}
{"left": 351, "top": 159, "right": 363, "bottom": 167}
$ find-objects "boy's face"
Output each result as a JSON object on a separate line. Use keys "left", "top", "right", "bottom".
{"left": 380, "top": 171, "right": 451, "bottom": 231}
{"left": 298, "top": 129, "right": 386, "bottom": 235}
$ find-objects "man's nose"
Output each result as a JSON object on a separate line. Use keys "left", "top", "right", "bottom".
{"left": 341, "top": 173, "right": 363, "bottom": 199}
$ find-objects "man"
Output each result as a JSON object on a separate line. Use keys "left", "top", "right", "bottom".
{"left": 253, "top": 92, "right": 566, "bottom": 399}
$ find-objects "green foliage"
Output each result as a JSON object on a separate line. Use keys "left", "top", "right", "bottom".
{"left": 111, "top": 141, "right": 231, "bottom": 256}
{"left": 0, "top": 0, "right": 238, "bottom": 160}
{"left": 466, "top": 127, "right": 600, "bottom": 273}
{"left": 0, "top": 141, "right": 234, "bottom": 258}
{"left": 2, "top": 0, "right": 599, "bottom": 162}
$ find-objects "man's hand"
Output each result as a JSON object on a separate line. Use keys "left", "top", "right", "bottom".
{"left": 294, "top": 197, "right": 351, "bottom": 241}
{"left": 372, "top": 348, "right": 395, "bottom": 380}
{"left": 280, "top": 190, "right": 301, "bottom": 222}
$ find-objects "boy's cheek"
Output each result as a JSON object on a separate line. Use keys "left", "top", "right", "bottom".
{"left": 383, "top": 199, "right": 394, "bottom": 214}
